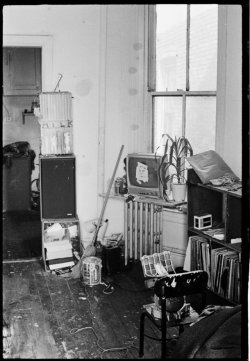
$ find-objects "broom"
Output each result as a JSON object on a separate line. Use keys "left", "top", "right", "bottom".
{"left": 71, "top": 145, "right": 124, "bottom": 278}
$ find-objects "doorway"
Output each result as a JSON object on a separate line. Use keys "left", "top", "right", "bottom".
{"left": 3, "top": 46, "right": 42, "bottom": 260}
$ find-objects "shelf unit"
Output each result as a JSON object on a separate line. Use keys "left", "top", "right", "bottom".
{"left": 38, "top": 92, "right": 79, "bottom": 271}
{"left": 187, "top": 169, "right": 242, "bottom": 304}
{"left": 41, "top": 217, "right": 81, "bottom": 272}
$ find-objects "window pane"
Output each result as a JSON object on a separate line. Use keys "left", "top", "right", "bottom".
{"left": 156, "top": 5, "right": 187, "bottom": 91}
{"left": 186, "top": 97, "right": 216, "bottom": 154}
{"left": 153, "top": 96, "right": 183, "bottom": 151}
{"left": 189, "top": 5, "right": 218, "bottom": 91}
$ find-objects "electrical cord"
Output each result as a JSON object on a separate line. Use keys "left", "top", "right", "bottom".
{"left": 99, "top": 280, "right": 114, "bottom": 294}
{"left": 76, "top": 281, "right": 138, "bottom": 358}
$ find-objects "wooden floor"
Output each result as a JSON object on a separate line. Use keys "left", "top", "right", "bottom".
{"left": 3, "top": 259, "right": 184, "bottom": 359}
{"left": 2, "top": 211, "right": 229, "bottom": 359}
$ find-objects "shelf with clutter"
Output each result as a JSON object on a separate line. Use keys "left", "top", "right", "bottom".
{"left": 184, "top": 150, "right": 242, "bottom": 305}
{"left": 42, "top": 217, "right": 82, "bottom": 272}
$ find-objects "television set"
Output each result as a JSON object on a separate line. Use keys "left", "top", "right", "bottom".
{"left": 126, "top": 153, "right": 163, "bottom": 198}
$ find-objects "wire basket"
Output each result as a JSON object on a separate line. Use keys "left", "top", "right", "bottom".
{"left": 140, "top": 251, "right": 176, "bottom": 278}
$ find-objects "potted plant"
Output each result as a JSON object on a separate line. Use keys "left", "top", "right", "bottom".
{"left": 158, "top": 134, "right": 193, "bottom": 202}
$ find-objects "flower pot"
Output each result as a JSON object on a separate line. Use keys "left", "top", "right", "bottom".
{"left": 171, "top": 183, "right": 186, "bottom": 202}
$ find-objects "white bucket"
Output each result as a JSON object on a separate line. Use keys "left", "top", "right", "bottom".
{"left": 81, "top": 257, "right": 102, "bottom": 286}
{"left": 171, "top": 183, "right": 186, "bottom": 202}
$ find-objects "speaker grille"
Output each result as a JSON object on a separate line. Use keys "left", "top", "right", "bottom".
{"left": 40, "top": 156, "right": 76, "bottom": 219}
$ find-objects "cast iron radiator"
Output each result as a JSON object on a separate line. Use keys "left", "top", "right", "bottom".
{"left": 124, "top": 200, "right": 163, "bottom": 265}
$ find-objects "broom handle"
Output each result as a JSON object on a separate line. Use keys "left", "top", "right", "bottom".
{"left": 92, "top": 145, "right": 124, "bottom": 246}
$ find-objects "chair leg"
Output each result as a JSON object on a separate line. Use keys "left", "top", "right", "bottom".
{"left": 161, "top": 297, "right": 167, "bottom": 360}
{"left": 139, "top": 311, "right": 146, "bottom": 358}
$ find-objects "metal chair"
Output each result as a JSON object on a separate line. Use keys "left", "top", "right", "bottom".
{"left": 139, "top": 270, "right": 208, "bottom": 359}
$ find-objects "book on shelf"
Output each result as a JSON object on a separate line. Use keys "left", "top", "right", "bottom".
{"left": 190, "top": 236, "right": 211, "bottom": 287}
{"left": 190, "top": 237, "right": 196, "bottom": 270}
{"left": 215, "top": 248, "right": 230, "bottom": 293}
{"left": 235, "top": 259, "right": 241, "bottom": 303}
{"left": 218, "top": 250, "right": 236, "bottom": 296}
{"left": 211, "top": 247, "right": 225, "bottom": 291}
{"left": 201, "top": 241, "right": 211, "bottom": 288}
{"left": 220, "top": 253, "right": 232, "bottom": 297}
{"left": 210, "top": 247, "right": 239, "bottom": 301}
{"left": 228, "top": 255, "right": 239, "bottom": 301}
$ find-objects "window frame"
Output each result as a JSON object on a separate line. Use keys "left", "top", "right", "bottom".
{"left": 148, "top": 4, "right": 217, "bottom": 150}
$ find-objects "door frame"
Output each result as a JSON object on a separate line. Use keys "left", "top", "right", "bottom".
{"left": 3, "top": 34, "right": 54, "bottom": 91}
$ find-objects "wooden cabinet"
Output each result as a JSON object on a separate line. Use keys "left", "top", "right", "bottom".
{"left": 3, "top": 47, "right": 42, "bottom": 95}
{"left": 186, "top": 169, "right": 242, "bottom": 304}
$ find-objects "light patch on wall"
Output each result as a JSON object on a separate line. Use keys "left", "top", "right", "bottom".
{"left": 78, "top": 158, "right": 92, "bottom": 176}
{"left": 75, "top": 79, "right": 92, "bottom": 96}
{"left": 130, "top": 124, "right": 139, "bottom": 131}
{"left": 129, "top": 88, "right": 138, "bottom": 95}
{"left": 133, "top": 42, "right": 143, "bottom": 51}
{"left": 128, "top": 67, "right": 137, "bottom": 74}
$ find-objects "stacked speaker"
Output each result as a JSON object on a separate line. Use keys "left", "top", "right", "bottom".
{"left": 38, "top": 92, "right": 80, "bottom": 271}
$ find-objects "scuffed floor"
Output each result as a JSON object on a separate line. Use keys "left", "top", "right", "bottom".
{"left": 3, "top": 260, "right": 178, "bottom": 359}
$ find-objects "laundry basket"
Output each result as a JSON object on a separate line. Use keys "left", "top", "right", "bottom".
{"left": 81, "top": 257, "right": 102, "bottom": 286}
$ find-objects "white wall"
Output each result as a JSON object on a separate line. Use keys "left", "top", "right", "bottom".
{"left": 3, "top": 5, "right": 102, "bottom": 234}
{"left": 99, "top": 5, "right": 150, "bottom": 233}
{"left": 216, "top": 5, "right": 242, "bottom": 178}
{"left": 3, "top": 5, "right": 242, "bottom": 238}
{"left": 3, "top": 5, "right": 150, "bottom": 237}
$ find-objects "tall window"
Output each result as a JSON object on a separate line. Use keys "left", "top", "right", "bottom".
{"left": 149, "top": 4, "right": 218, "bottom": 154}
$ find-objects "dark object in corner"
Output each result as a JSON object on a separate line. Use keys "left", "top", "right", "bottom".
{"left": 3, "top": 141, "right": 36, "bottom": 170}
{"left": 172, "top": 304, "right": 241, "bottom": 359}
{"left": 102, "top": 246, "right": 122, "bottom": 275}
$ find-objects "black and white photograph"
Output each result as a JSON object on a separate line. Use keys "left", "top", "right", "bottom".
{"left": 2, "top": 3, "right": 248, "bottom": 359}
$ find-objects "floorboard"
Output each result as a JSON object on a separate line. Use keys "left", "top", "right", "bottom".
{"left": 3, "top": 260, "right": 171, "bottom": 359}
{"left": 3, "top": 211, "right": 233, "bottom": 359}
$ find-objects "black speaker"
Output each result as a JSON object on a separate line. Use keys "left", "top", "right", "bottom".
{"left": 40, "top": 155, "right": 76, "bottom": 219}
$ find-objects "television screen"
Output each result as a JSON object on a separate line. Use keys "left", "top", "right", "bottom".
{"left": 128, "top": 157, "right": 159, "bottom": 188}
{"left": 126, "top": 153, "right": 162, "bottom": 198}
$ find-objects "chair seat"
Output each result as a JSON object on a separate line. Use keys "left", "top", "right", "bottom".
{"left": 142, "top": 303, "right": 199, "bottom": 327}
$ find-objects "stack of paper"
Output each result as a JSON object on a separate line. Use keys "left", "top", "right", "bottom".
{"left": 44, "top": 223, "right": 75, "bottom": 270}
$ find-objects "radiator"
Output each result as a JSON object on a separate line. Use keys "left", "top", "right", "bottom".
{"left": 124, "top": 200, "right": 163, "bottom": 265}
{"left": 39, "top": 92, "right": 72, "bottom": 122}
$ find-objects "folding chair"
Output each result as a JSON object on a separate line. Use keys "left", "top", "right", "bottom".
{"left": 139, "top": 270, "right": 208, "bottom": 359}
